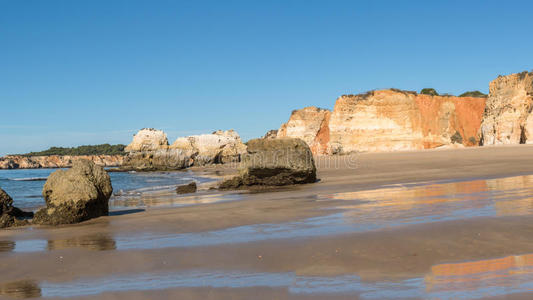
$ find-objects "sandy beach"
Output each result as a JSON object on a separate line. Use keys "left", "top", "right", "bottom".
{"left": 2, "top": 145, "right": 533, "bottom": 299}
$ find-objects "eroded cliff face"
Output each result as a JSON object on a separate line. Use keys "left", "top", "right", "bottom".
{"left": 480, "top": 71, "right": 533, "bottom": 145}
{"left": 0, "top": 155, "right": 124, "bottom": 169}
{"left": 277, "top": 107, "right": 331, "bottom": 155}
{"left": 278, "top": 90, "right": 486, "bottom": 154}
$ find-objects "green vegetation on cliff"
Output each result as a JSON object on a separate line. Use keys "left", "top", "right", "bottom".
{"left": 459, "top": 90, "right": 487, "bottom": 98}
{"left": 420, "top": 88, "right": 439, "bottom": 96}
{"left": 21, "top": 144, "right": 126, "bottom": 157}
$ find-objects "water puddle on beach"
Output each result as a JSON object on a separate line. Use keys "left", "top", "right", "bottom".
{"left": 3, "top": 253, "right": 533, "bottom": 299}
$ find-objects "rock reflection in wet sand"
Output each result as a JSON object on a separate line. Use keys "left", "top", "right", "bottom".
{"left": 47, "top": 234, "right": 116, "bottom": 251}
{"left": 0, "top": 240, "right": 15, "bottom": 252}
{"left": 0, "top": 280, "right": 41, "bottom": 299}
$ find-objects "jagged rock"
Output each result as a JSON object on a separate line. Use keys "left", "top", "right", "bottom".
{"left": 123, "top": 149, "right": 195, "bottom": 171}
{"left": 277, "top": 107, "right": 331, "bottom": 154}
{"left": 124, "top": 128, "right": 169, "bottom": 152}
{"left": 277, "top": 90, "right": 486, "bottom": 154}
{"left": 176, "top": 182, "right": 197, "bottom": 194}
{"left": 33, "top": 159, "right": 112, "bottom": 225}
{"left": 170, "top": 130, "right": 247, "bottom": 165}
{"left": 220, "top": 138, "right": 316, "bottom": 189}
{"left": 263, "top": 130, "right": 278, "bottom": 139}
{"left": 0, "top": 188, "right": 33, "bottom": 228}
{"left": 480, "top": 71, "right": 533, "bottom": 145}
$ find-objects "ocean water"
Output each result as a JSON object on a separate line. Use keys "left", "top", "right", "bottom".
{"left": 0, "top": 168, "right": 211, "bottom": 210}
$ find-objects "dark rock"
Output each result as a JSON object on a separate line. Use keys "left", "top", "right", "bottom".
{"left": 220, "top": 138, "right": 316, "bottom": 189}
{"left": 122, "top": 149, "right": 194, "bottom": 171}
{"left": 33, "top": 159, "right": 112, "bottom": 225}
{"left": 176, "top": 182, "right": 197, "bottom": 194}
{"left": 0, "top": 188, "right": 33, "bottom": 229}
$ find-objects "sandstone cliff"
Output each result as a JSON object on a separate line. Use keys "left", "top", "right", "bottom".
{"left": 0, "top": 155, "right": 124, "bottom": 169}
{"left": 278, "top": 89, "right": 486, "bottom": 154}
{"left": 123, "top": 129, "right": 247, "bottom": 170}
{"left": 480, "top": 71, "right": 533, "bottom": 145}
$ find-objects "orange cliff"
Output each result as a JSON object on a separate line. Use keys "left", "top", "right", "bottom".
{"left": 277, "top": 89, "right": 486, "bottom": 155}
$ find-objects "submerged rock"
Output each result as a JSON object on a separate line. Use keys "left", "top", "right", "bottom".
{"left": 0, "top": 188, "right": 33, "bottom": 228}
{"left": 33, "top": 159, "right": 112, "bottom": 225}
{"left": 176, "top": 182, "right": 197, "bottom": 194}
{"left": 220, "top": 138, "right": 317, "bottom": 189}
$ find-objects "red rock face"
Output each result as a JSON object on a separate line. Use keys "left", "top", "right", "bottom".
{"left": 278, "top": 90, "right": 486, "bottom": 155}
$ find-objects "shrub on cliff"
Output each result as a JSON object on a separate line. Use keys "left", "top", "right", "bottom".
{"left": 459, "top": 91, "right": 487, "bottom": 98}
{"left": 420, "top": 88, "right": 439, "bottom": 96}
{"left": 22, "top": 144, "right": 126, "bottom": 157}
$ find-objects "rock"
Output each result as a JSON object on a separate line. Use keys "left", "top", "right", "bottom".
{"left": 277, "top": 107, "right": 331, "bottom": 155}
{"left": 123, "top": 149, "right": 195, "bottom": 171}
{"left": 33, "top": 159, "right": 113, "bottom": 225}
{"left": 176, "top": 182, "right": 197, "bottom": 194}
{"left": 277, "top": 89, "right": 486, "bottom": 154}
{"left": 263, "top": 130, "right": 278, "bottom": 139}
{"left": 171, "top": 130, "right": 247, "bottom": 165}
{"left": 220, "top": 138, "right": 317, "bottom": 189}
{"left": 0, "top": 155, "right": 124, "bottom": 170}
{"left": 0, "top": 188, "right": 33, "bottom": 228}
{"left": 122, "top": 129, "right": 246, "bottom": 171}
{"left": 124, "top": 128, "right": 169, "bottom": 152}
{"left": 480, "top": 71, "right": 533, "bottom": 145}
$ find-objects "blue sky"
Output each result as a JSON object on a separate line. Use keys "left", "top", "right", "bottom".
{"left": 1, "top": 0, "right": 532, "bottom": 155}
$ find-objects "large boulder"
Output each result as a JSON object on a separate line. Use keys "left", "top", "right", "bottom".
{"left": 220, "top": 138, "right": 317, "bottom": 189}
{"left": 33, "top": 159, "right": 112, "bottom": 225}
{"left": 0, "top": 188, "right": 33, "bottom": 228}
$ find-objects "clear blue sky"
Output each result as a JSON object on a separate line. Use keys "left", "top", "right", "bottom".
{"left": 1, "top": 0, "right": 532, "bottom": 155}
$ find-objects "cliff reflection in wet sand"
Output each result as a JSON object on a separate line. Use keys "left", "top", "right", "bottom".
{"left": 425, "top": 253, "right": 533, "bottom": 297}
{"left": 0, "top": 280, "right": 41, "bottom": 299}
{"left": 326, "top": 175, "right": 533, "bottom": 226}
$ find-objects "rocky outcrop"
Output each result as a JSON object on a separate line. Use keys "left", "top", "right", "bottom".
{"left": 480, "top": 71, "right": 533, "bottom": 145}
{"left": 277, "top": 107, "right": 331, "bottom": 155}
{"left": 277, "top": 90, "right": 486, "bottom": 154}
{"left": 33, "top": 160, "right": 112, "bottom": 225}
{"left": 0, "top": 155, "right": 124, "bottom": 169}
{"left": 220, "top": 138, "right": 316, "bottom": 189}
{"left": 0, "top": 188, "right": 33, "bottom": 228}
{"left": 124, "top": 128, "right": 169, "bottom": 152}
{"left": 263, "top": 130, "right": 278, "bottom": 139}
{"left": 171, "top": 130, "right": 247, "bottom": 165}
{"left": 123, "top": 129, "right": 246, "bottom": 170}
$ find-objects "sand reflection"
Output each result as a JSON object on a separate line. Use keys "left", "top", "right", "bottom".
{"left": 0, "top": 240, "right": 15, "bottom": 253}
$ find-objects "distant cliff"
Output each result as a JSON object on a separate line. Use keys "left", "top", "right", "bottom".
{"left": 277, "top": 89, "right": 486, "bottom": 154}
{"left": 0, "top": 155, "right": 124, "bottom": 169}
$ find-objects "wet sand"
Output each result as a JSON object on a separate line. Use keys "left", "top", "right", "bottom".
{"left": 2, "top": 145, "right": 533, "bottom": 299}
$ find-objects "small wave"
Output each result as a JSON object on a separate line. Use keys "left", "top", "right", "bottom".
{"left": 9, "top": 177, "right": 48, "bottom": 182}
